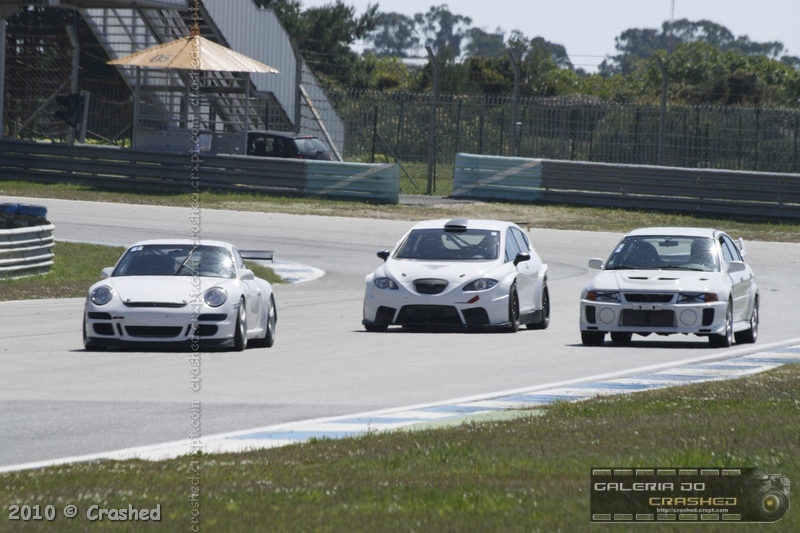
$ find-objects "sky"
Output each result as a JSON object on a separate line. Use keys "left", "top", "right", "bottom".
{"left": 298, "top": 0, "right": 800, "bottom": 72}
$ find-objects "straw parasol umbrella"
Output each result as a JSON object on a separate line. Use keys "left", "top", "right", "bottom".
{"left": 107, "top": 20, "right": 279, "bottom": 151}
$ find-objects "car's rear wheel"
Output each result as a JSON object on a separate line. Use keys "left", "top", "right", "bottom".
{"left": 610, "top": 332, "right": 632, "bottom": 343}
{"left": 734, "top": 296, "right": 759, "bottom": 344}
{"left": 581, "top": 331, "right": 605, "bottom": 346}
{"left": 506, "top": 283, "right": 520, "bottom": 332}
{"left": 233, "top": 298, "right": 248, "bottom": 351}
{"left": 709, "top": 302, "right": 733, "bottom": 348}
{"left": 526, "top": 283, "right": 550, "bottom": 330}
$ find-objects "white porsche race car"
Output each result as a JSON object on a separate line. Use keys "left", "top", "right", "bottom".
{"left": 83, "top": 239, "right": 277, "bottom": 351}
{"left": 363, "top": 218, "right": 550, "bottom": 332}
{"left": 580, "top": 227, "right": 759, "bottom": 347}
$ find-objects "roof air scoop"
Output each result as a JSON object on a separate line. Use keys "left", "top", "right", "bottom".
{"left": 444, "top": 218, "right": 468, "bottom": 232}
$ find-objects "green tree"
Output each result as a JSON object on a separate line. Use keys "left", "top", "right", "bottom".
{"left": 464, "top": 28, "right": 505, "bottom": 59}
{"left": 365, "top": 12, "right": 419, "bottom": 58}
{"left": 414, "top": 4, "right": 472, "bottom": 59}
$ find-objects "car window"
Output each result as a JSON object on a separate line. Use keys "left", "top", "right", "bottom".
{"left": 605, "top": 236, "right": 719, "bottom": 271}
{"left": 504, "top": 228, "right": 522, "bottom": 263}
{"left": 113, "top": 244, "right": 235, "bottom": 278}
{"left": 719, "top": 236, "right": 741, "bottom": 264}
{"left": 511, "top": 227, "right": 530, "bottom": 252}
{"left": 395, "top": 228, "right": 499, "bottom": 260}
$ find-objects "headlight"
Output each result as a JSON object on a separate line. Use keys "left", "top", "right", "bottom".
{"left": 585, "top": 290, "right": 620, "bottom": 302}
{"left": 90, "top": 285, "right": 114, "bottom": 306}
{"left": 204, "top": 287, "right": 228, "bottom": 307}
{"left": 373, "top": 277, "right": 398, "bottom": 290}
{"left": 463, "top": 278, "right": 498, "bottom": 291}
{"left": 678, "top": 292, "right": 719, "bottom": 303}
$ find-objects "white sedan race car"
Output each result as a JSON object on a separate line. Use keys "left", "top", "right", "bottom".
{"left": 83, "top": 239, "right": 277, "bottom": 351}
{"left": 580, "top": 227, "right": 759, "bottom": 347}
{"left": 363, "top": 218, "right": 550, "bottom": 332}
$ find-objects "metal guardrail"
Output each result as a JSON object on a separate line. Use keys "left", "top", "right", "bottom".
{"left": 0, "top": 203, "right": 55, "bottom": 279}
{"left": 453, "top": 153, "right": 800, "bottom": 220}
{"left": 0, "top": 140, "right": 399, "bottom": 204}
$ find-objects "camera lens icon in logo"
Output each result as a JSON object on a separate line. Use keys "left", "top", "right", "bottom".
{"left": 742, "top": 469, "right": 790, "bottom": 522}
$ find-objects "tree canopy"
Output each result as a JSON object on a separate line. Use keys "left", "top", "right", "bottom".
{"left": 260, "top": 1, "right": 800, "bottom": 107}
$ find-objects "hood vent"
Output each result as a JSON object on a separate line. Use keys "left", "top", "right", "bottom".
{"left": 414, "top": 278, "right": 448, "bottom": 295}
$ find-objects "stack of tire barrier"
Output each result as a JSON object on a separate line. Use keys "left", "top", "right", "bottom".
{"left": 0, "top": 203, "right": 55, "bottom": 278}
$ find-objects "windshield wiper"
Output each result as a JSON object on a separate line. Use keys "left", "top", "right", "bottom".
{"left": 175, "top": 249, "right": 197, "bottom": 276}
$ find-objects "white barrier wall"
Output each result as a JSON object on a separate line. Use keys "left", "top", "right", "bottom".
{"left": 0, "top": 204, "right": 55, "bottom": 279}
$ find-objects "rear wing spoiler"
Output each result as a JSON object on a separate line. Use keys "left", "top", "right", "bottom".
{"left": 240, "top": 250, "right": 274, "bottom": 262}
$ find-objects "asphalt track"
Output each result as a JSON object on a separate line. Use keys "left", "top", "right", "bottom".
{"left": 1, "top": 196, "right": 799, "bottom": 470}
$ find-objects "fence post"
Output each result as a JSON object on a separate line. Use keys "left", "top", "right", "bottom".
{"left": 425, "top": 46, "right": 439, "bottom": 195}
{"left": 507, "top": 49, "right": 521, "bottom": 157}
{"left": 655, "top": 54, "right": 667, "bottom": 166}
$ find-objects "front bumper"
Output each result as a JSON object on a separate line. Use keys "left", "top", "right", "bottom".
{"left": 579, "top": 299, "right": 728, "bottom": 336}
{"left": 363, "top": 281, "right": 511, "bottom": 328}
{"left": 84, "top": 303, "right": 238, "bottom": 349}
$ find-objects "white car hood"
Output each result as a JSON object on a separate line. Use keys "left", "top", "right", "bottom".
{"left": 106, "top": 276, "right": 227, "bottom": 304}
{"left": 383, "top": 259, "right": 496, "bottom": 283}
{"left": 593, "top": 270, "right": 722, "bottom": 292}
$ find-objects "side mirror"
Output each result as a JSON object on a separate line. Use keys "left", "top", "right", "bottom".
{"left": 101, "top": 267, "right": 113, "bottom": 279}
{"left": 727, "top": 261, "right": 746, "bottom": 274}
{"left": 377, "top": 250, "right": 390, "bottom": 262}
{"left": 513, "top": 252, "right": 531, "bottom": 266}
{"left": 239, "top": 269, "right": 255, "bottom": 280}
{"left": 588, "top": 258, "right": 604, "bottom": 270}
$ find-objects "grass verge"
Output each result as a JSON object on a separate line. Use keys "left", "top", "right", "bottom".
{"left": 1, "top": 363, "right": 796, "bottom": 531}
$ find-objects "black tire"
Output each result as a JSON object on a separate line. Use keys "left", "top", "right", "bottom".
{"left": 251, "top": 295, "right": 276, "bottom": 348}
{"left": 581, "top": 331, "right": 605, "bottom": 346}
{"left": 507, "top": 283, "right": 520, "bottom": 332}
{"left": 735, "top": 297, "right": 759, "bottom": 344}
{"left": 610, "top": 332, "right": 632, "bottom": 343}
{"left": 364, "top": 323, "right": 388, "bottom": 332}
{"left": 233, "top": 298, "right": 248, "bottom": 351}
{"left": 526, "top": 283, "right": 550, "bottom": 330}
{"left": 709, "top": 302, "right": 733, "bottom": 348}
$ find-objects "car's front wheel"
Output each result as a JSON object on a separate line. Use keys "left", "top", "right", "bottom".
{"left": 233, "top": 298, "right": 248, "bottom": 351}
{"left": 506, "top": 283, "right": 520, "bottom": 332}
{"left": 734, "top": 296, "right": 759, "bottom": 344}
{"left": 364, "top": 323, "right": 388, "bottom": 332}
{"left": 581, "top": 331, "right": 605, "bottom": 346}
{"left": 709, "top": 302, "right": 733, "bottom": 348}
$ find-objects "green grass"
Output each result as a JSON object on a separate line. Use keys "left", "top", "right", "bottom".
{"left": 0, "top": 364, "right": 796, "bottom": 532}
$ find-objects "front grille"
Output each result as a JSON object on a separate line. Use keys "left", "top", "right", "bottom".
{"left": 196, "top": 325, "right": 218, "bottom": 336}
{"left": 585, "top": 305, "right": 597, "bottom": 324}
{"left": 397, "top": 305, "right": 461, "bottom": 325}
{"left": 123, "top": 302, "right": 186, "bottom": 308}
{"left": 375, "top": 306, "right": 396, "bottom": 324}
{"left": 462, "top": 307, "right": 490, "bottom": 325}
{"left": 620, "top": 309, "right": 675, "bottom": 327}
{"left": 414, "top": 279, "right": 448, "bottom": 295}
{"left": 198, "top": 314, "right": 227, "bottom": 321}
{"left": 125, "top": 326, "right": 183, "bottom": 338}
{"left": 92, "top": 323, "right": 114, "bottom": 336}
{"left": 702, "top": 308, "right": 715, "bottom": 326}
{"left": 624, "top": 293, "right": 674, "bottom": 303}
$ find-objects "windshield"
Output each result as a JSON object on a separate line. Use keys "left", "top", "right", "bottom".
{"left": 604, "top": 236, "right": 720, "bottom": 272}
{"left": 112, "top": 244, "right": 236, "bottom": 278}
{"left": 394, "top": 228, "right": 500, "bottom": 261}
